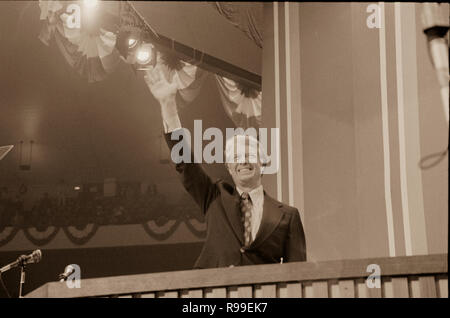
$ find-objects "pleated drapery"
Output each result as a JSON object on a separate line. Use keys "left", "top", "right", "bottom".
{"left": 210, "top": 2, "right": 263, "bottom": 48}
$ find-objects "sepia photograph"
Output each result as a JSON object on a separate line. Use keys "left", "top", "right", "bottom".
{"left": 0, "top": 1, "right": 448, "bottom": 302}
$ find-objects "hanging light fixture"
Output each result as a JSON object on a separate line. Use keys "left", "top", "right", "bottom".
{"left": 115, "top": 29, "right": 143, "bottom": 63}
{"left": 135, "top": 43, "right": 157, "bottom": 69}
{"left": 127, "top": 37, "right": 139, "bottom": 49}
{"left": 115, "top": 26, "right": 159, "bottom": 70}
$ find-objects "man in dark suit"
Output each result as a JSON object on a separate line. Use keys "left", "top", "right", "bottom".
{"left": 144, "top": 64, "right": 306, "bottom": 269}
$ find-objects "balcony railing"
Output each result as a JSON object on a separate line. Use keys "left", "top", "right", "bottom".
{"left": 26, "top": 254, "right": 447, "bottom": 298}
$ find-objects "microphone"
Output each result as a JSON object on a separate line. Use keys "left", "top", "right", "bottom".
{"left": 0, "top": 250, "right": 42, "bottom": 273}
{"left": 58, "top": 265, "right": 76, "bottom": 282}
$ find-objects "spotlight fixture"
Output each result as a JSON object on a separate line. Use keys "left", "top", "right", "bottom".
{"left": 136, "top": 48, "right": 151, "bottom": 64}
{"left": 115, "top": 28, "right": 158, "bottom": 69}
{"left": 135, "top": 43, "right": 157, "bottom": 69}
{"left": 115, "top": 30, "right": 144, "bottom": 64}
{"left": 128, "top": 38, "right": 138, "bottom": 49}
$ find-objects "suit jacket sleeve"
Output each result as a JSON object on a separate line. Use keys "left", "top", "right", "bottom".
{"left": 164, "top": 132, "right": 218, "bottom": 215}
{"left": 285, "top": 209, "right": 307, "bottom": 262}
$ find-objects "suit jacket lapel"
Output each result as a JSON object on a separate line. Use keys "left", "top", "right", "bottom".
{"left": 221, "top": 187, "right": 245, "bottom": 245}
{"left": 250, "top": 193, "right": 284, "bottom": 249}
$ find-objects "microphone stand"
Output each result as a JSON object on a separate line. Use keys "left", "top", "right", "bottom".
{"left": 18, "top": 260, "right": 26, "bottom": 299}
{"left": 2, "top": 259, "right": 27, "bottom": 298}
{"left": 1, "top": 250, "right": 42, "bottom": 298}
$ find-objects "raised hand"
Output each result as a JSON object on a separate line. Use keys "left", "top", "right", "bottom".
{"left": 142, "top": 54, "right": 181, "bottom": 132}
{"left": 143, "top": 61, "right": 178, "bottom": 105}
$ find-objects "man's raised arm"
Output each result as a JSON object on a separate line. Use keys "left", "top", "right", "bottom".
{"left": 144, "top": 64, "right": 217, "bottom": 214}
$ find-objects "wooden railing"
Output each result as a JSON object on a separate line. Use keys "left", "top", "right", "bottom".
{"left": 26, "top": 254, "right": 447, "bottom": 298}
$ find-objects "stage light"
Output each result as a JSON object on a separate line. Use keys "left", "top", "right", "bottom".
{"left": 83, "top": 0, "right": 98, "bottom": 9}
{"left": 137, "top": 50, "right": 150, "bottom": 64}
{"left": 136, "top": 43, "right": 155, "bottom": 65}
{"left": 128, "top": 38, "right": 138, "bottom": 49}
{"left": 74, "top": 186, "right": 81, "bottom": 191}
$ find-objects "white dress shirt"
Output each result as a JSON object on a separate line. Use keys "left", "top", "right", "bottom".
{"left": 236, "top": 185, "right": 264, "bottom": 242}
{"left": 161, "top": 107, "right": 182, "bottom": 133}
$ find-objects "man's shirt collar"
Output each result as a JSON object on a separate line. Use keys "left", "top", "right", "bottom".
{"left": 236, "top": 185, "right": 264, "bottom": 201}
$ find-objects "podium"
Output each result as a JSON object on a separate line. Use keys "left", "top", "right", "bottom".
{"left": 26, "top": 254, "right": 447, "bottom": 298}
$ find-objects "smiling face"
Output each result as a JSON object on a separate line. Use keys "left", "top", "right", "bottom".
{"left": 225, "top": 135, "right": 263, "bottom": 190}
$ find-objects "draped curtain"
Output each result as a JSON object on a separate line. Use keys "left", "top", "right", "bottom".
{"left": 39, "top": 0, "right": 122, "bottom": 82}
{"left": 209, "top": 2, "right": 263, "bottom": 49}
